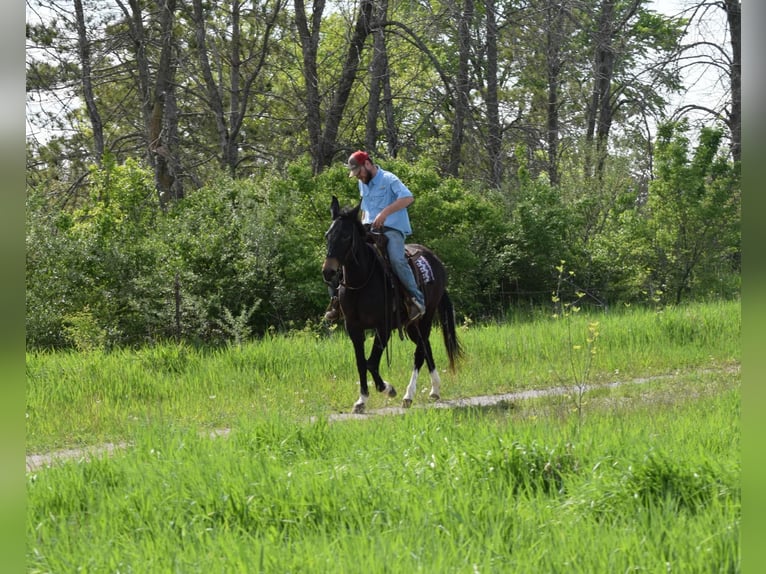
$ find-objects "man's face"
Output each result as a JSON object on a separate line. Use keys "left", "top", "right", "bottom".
{"left": 353, "top": 161, "right": 372, "bottom": 184}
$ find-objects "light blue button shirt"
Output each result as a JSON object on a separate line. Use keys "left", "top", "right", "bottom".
{"left": 359, "top": 167, "right": 414, "bottom": 236}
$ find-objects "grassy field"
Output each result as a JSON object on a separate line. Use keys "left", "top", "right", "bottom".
{"left": 26, "top": 300, "right": 740, "bottom": 453}
{"left": 26, "top": 300, "right": 740, "bottom": 572}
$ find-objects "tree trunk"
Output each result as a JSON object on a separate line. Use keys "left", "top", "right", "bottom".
{"left": 191, "top": 0, "right": 284, "bottom": 176}
{"left": 725, "top": 0, "right": 740, "bottom": 163}
{"left": 484, "top": 0, "right": 502, "bottom": 188}
{"left": 584, "top": 0, "right": 614, "bottom": 180}
{"left": 192, "top": 0, "right": 233, "bottom": 174}
{"left": 295, "top": 0, "right": 374, "bottom": 171}
{"left": 294, "top": 0, "right": 327, "bottom": 172}
{"left": 122, "top": 0, "right": 153, "bottom": 167}
{"left": 380, "top": 39, "right": 399, "bottom": 158}
{"left": 545, "top": 0, "right": 564, "bottom": 186}
{"left": 73, "top": 0, "right": 104, "bottom": 162}
{"left": 317, "top": 0, "right": 374, "bottom": 169}
{"left": 365, "top": 0, "right": 385, "bottom": 153}
{"left": 584, "top": 0, "right": 638, "bottom": 180}
{"left": 120, "top": 0, "right": 180, "bottom": 205}
{"left": 149, "top": 0, "right": 180, "bottom": 204}
{"left": 446, "top": 0, "right": 474, "bottom": 177}
{"left": 364, "top": 0, "right": 399, "bottom": 157}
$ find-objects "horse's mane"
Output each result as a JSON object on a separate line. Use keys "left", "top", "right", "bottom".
{"left": 339, "top": 205, "right": 366, "bottom": 236}
{"left": 339, "top": 205, "right": 357, "bottom": 217}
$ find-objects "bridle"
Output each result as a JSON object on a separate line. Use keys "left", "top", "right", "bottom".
{"left": 325, "top": 218, "right": 378, "bottom": 290}
{"left": 341, "top": 243, "right": 378, "bottom": 290}
{"left": 325, "top": 217, "right": 404, "bottom": 366}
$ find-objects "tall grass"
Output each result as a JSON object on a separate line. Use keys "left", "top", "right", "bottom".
{"left": 27, "top": 380, "right": 739, "bottom": 572}
{"left": 26, "top": 300, "right": 740, "bottom": 571}
{"left": 26, "top": 300, "right": 740, "bottom": 453}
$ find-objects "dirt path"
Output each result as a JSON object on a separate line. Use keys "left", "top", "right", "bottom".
{"left": 24, "top": 371, "right": 705, "bottom": 473}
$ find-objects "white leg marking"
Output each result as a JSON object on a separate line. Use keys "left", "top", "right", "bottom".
{"left": 402, "top": 368, "right": 419, "bottom": 408}
{"left": 353, "top": 393, "right": 368, "bottom": 414}
{"left": 429, "top": 369, "right": 441, "bottom": 400}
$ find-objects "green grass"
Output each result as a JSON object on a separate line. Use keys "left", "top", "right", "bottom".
{"left": 27, "top": 378, "right": 739, "bottom": 572}
{"left": 26, "top": 300, "right": 740, "bottom": 453}
{"left": 26, "top": 300, "right": 741, "bottom": 572}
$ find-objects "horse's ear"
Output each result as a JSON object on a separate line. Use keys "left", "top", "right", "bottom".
{"left": 330, "top": 195, "right": 340, "bottom": 219}
{"left": 351, "top": 204, "right": 361, "bottom": 221}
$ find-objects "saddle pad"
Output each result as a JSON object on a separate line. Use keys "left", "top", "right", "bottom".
{"left": 412, "top": 254, "right": 435, "bottom": 284}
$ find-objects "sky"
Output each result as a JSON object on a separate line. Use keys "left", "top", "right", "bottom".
{"left": 650, "top": 0, "right": 733, "bottom": 128}
{"left": 25, "top": 0, "right": 734, "bottom": 144}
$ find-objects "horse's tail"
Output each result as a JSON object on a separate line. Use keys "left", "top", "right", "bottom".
{"left": 438, "top": 290, "right": 463, "bottom": 372}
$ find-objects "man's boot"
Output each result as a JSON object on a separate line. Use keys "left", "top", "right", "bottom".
{"left": 323, "top": 296, "right": 341, "bottom": 323}
{"left": 407, "top": 298, "right": 425, "bottom": 322}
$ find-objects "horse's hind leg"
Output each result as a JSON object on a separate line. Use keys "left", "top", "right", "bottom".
{"left": 402, "top": 366, "right": 440, "bottom": 405}
{"left": 427, "top": 369, "right": 441, "bottom": 401}
{"left": 402, "top": 322, "right": 430, "bottom": 407}
{"left": 402, "top": 322, "right": 440, "bottom": 408}
{"left": 401, "top": 367, "right": 420, "bottom": 408}
{"left": 421, "top": 334, "right": 441, "bottom": 401}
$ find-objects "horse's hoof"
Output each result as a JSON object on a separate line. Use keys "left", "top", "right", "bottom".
{"left": 380, "top": 381, "right": 396, "bottom": 398}
{"left": 352, "top": 403, "right": 365, "bottom": 414}
{"left": 402, "top": 398, "right": 412, "bottom": 409}
{"left": 429, "top": 393, "right": 440, "bottom": 401}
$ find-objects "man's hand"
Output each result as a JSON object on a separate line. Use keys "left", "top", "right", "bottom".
{"left": 371, "top": 213, "right": 387, "bottom": 230}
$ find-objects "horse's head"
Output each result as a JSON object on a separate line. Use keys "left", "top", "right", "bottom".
{"left": 322, "top": 196, "right": 362, "bottom": 285}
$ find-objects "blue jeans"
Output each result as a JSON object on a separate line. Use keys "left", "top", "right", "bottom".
{"left": 384, "top": 229, "right": 425, "bottom": 306}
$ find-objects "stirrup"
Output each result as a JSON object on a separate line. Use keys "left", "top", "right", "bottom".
{"left": 323, "top": 297, "right": 341, "bottom": 322}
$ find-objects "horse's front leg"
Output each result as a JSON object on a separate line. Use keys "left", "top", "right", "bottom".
{"left": 349, "top": 328, "right": 370, "bottom": 414}
{"left": 367, "top": 329, "right": 397, "bottom": 399}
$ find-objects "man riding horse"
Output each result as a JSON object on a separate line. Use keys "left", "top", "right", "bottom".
{"left": 324, "top": 150, "right": 426, "bottom": 324}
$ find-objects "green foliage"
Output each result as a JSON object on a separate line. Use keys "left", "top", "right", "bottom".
{"left": 27, "top": 157, "right": 332, "bottom": 348}
{"left": 642, "top": 122, "right": 740, "bottom": 304}
{"left": 27, "top": 158, "right": 167, "bottom": 349}
{"left": 500, "top": 175, "right": 576, "bottom": 304}
{"left": 26, "top": 140, "right": 740, "bottom": 349}
{"left": 165, "top": 176, "right": 273, "bottom": 340}
{"left": 62, "top": 307, "right": 109, "bottom": 352}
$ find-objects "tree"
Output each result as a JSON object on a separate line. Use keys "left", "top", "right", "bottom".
{"left": 112, "top": 0, "right": 182, "bottom": 204}
{"left": 445, "top": 0, "right": 474, "bottom": 177}
{"left": 294, "top": 0, "right": 374, "bottom": 172}
{"left": 724, "top": 0, "right": 740, "bottom": 162}
{"left": 187, "top": 0, "right": 286, "bottom": 176}
{"left": 73, "top": 0, "right": 104, "bottom": 162}
{"left": 645, "top": 121, "right": 739, "bottom": 304}
{"left": 584, "top": 0, "right": 635, "bottom": 180}
{"left": 669, "top": 0, "right": 739, "bottom": 163}
{"left": 482, "top": 0, "right": 502, "bottom": 187}
{"left": 364, "top": 0, "right": 400, "bottom": 156}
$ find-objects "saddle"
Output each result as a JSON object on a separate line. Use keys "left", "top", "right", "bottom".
{"left": 366, "top": 231, "right": 435, "bottom": 333}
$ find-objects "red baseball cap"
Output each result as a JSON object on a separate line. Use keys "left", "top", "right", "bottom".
{"left": 346, "top": 151, "right": 370, "bottom": 177}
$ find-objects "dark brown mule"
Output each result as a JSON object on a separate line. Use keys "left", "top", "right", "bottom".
{"left": 322, "top": 196, "right": 462, "bottom": 414}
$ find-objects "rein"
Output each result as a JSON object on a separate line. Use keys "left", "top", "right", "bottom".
{"left": 340, "top": 237, "right": 397, "bottom": 367}
{"left": 341, "top": 243, "right": 377, "bottom": 290}
{"left": 331, "top": 223, "right": 405, "bottom": 368}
